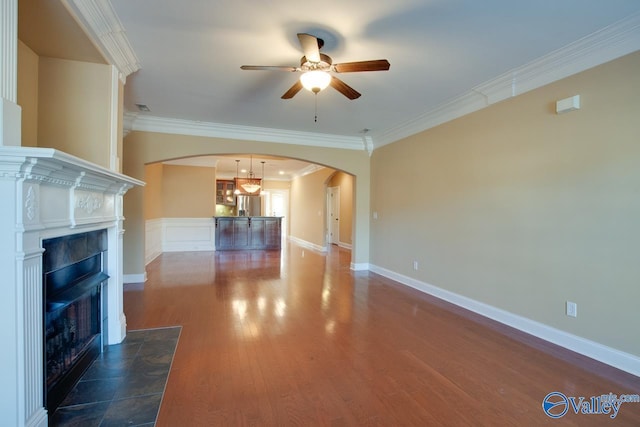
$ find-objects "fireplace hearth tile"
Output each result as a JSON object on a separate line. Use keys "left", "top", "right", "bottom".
{"left": 131, "top": 354, "right": 174, "bottom": 375}
{"left": 60, "top": 378, "right": 121, "bottom": 406}
{"left": 113, "top": 371, "right": 169, "bottom": 400}
{"left": 101, "top": 341, "right": 142, "bottom": 361}
{"left": 50, "top": 326, "right": 180, "bottom": 426}
{"left": 100, "top": 394, "right": 163, "bottom": 427}
{"left": 142, "top": 327, "right": 182, "bottom": 341}
{"left": 49, "top": 401, "right": 110, "bottom": 427}
{"left": 137, "top": 340, "right": 179, "bottom": 358}
{"left": 81, "top": 357, "right": 136, "bottom": 381}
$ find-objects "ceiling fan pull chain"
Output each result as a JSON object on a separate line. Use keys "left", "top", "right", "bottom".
{"left": 314, "top": 94, "right": 318, "bottom": 123}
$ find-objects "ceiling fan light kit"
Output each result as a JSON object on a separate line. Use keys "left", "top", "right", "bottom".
{"left": 300, "top": 70, "right": 332, "bottom": 93}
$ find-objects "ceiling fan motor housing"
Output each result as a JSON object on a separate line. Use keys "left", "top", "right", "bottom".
{"left": 300, "top": 53, "right": 333, "bottom": 71}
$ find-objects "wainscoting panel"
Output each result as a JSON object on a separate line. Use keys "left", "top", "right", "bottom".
{"left": 145, "top": 218, "right": 216, "bottom": 264}
{"left": 145, "top": 219, "right": 163, "bottom": 265}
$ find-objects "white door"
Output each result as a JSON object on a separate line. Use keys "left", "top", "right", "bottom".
{"left": 264, "top": 189, "right": 289, "bottom": 242}
{"left": 327, "top": 186, "right": 340, "bottom": 245}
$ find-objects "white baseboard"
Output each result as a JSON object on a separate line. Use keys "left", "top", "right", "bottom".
{"left": 351, "top": 262, "right": 370, "bottom": 271}
{"left": 123, "top": 272, "right": 147, "bottom": 284}
{"left": 288, "top": 236, "right": 327, "bottom": 252}
{"left": 338, "top": 241, "right": 352, "bottom": 250}
{"left": 369, "top": 264, "right": 640, "bottom": 378}
{"left": 145, "top": 251, "right": 161, "bottom": 266}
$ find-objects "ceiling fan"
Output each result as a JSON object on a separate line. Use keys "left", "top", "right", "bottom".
{"left": 241, "top": 33, "right": 390, "bottom": 100}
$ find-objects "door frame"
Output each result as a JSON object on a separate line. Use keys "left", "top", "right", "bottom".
{"left": 327, "top": 186, "right": 340, "bottom": 245}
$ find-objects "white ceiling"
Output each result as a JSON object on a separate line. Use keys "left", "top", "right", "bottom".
{"left": 106, "top": 0, "right": 640, "bottom": 148}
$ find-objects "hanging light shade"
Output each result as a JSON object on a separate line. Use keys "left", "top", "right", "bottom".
{"left": 300, "top": 70, "right": 332, "bottom": 93}
{"left": 240, "top": 156, "right": 261, "bottom": 194}
{"left": 241, "top": 181, "right": 261, "bottom": 193}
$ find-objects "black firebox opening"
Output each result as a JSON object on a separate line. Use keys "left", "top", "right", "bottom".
{"left": 42, "top": 229, "right": 108, "bottom": 413}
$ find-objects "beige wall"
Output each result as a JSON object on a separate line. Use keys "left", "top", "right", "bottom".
{"left": 17, "top": 40, "right": 39, "bottom": 147}
{"left": 38, "top": 57, "right": 112, "bottom": 168}
{"left": 123, "top": 132, "right": 371, "bottom": 274}
{"left": 144, "top": 162, "right": 164, "bottom": 220}
{"left": 162, "top": 165, "right": 216, "bottom": 217}
{"left": 328, "top": 171, "right": 354, "bottom": 245}
{"left": 144, "top": 163, "right": 217, "bottom": 219}
{"left": 263, "top": 180, "right": 291, "bottom": 191}
{"left": 290, "top": 168, "right": 336, "bottom": 247}
{"left": 371, "top": 52, "right": 640, "bottom": 357}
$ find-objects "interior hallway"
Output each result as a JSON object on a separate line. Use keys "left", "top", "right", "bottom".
{"left": 124, "top": 244, "right": 640, "bottom": 426}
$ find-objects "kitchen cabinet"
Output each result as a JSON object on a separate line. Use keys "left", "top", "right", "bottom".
{"left": 216, "top": 180, "right": 236, "bottom": 206}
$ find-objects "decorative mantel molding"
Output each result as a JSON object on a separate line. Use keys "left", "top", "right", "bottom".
{"left": 0, "top": 147, "right": 142, "bottom": 190}
{"left": 0, "top": 147, "right": 143, "bottom": 427}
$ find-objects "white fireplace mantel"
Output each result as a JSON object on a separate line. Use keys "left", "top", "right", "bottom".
{"left": 0, "top": 147, "right": 143, "bottom": 427}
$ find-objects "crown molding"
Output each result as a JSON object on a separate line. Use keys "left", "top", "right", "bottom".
{"left": 124, "top": 113, "right": 366, "bottom": 151}
{"left": 374, "top": 11, "right": 640, "bottom": 148}
{"left": 61, "top": 0, "right": 141, "bottom": 81}
{"left": 363, "top": 135, "right": 374, "bottom": 156}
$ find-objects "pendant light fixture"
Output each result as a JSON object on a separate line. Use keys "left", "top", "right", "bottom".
{"left": 240, "top": 155, "right": 261, "bottom": 194}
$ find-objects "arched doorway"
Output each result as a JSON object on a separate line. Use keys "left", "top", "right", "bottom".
{"left": 122, "top": 131, "right": 371, "bottom": 278}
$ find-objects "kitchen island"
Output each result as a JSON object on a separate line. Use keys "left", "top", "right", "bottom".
{"left": 214, "top": 216, "right": 282, "bottom": 250}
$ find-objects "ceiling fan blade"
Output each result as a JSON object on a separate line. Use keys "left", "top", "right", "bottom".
{"left": 297, "top": 33, "right": 321, "bottom": 63}
{"left": 330, "top": 76, "right": 361, "bottom": 100}
{"left": 241, "top": 65, "right": 298, "bottom": 72}
{"left": 333, "top": 59, "right": 391, "bottom": 73}
{"left": 281, "top": 80, "right": 303, "bottom": 99}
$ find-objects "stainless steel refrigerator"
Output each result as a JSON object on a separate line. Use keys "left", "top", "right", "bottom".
{"left": 236, "top": 195, "right": 262, "bottom": 216}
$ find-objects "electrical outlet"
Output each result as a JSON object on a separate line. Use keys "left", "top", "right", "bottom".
{"left": 413, "top": 260, "right": 418, "bottom": 270}
{"left": 566, "top": 301, "right": 577, "bottom": 318}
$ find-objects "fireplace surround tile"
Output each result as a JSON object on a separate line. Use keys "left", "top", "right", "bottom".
{"left": 51, "top": 326, "right": 180, "bottom": 427}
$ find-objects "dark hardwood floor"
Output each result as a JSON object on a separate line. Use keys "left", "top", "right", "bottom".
{"left": 124, "top": 243, "right": 640, "bottom": 426}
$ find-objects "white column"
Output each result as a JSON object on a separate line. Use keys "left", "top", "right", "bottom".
{"left": 107, "top": 219, "right": 127, "bottom": 344}
{"left": 0, "top": 178, "right": 47, "bottom": 426}
{"left": 19, "top": 239, "right": 48, "bottom": 427}
{"left": 0, "top": 0, "right": 17, "bottom": 103}
{"left": 0, "top": 4, "right": 44, "bottom": 425}
{"left": 0, "top": 0, "right": 21, "bottom": 148}
{"left": 108, "top": 65, "right": 120, "bottom": 172}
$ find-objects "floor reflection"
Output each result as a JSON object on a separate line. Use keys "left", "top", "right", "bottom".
{"left": 123, "top": 243, "right": 640, "bottom": 426}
